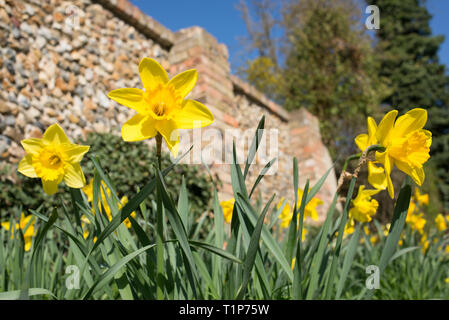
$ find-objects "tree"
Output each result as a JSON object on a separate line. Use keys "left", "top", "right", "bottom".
{"left": 369, "top": 0, "right": 449, "bottom": 210}
{"left": 238, "top": 0, "right": 387, "bottom": 168}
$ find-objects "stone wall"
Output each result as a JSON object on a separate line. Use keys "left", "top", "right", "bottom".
{"left": 0, "top": 0, "right": 337, "bottom": 221}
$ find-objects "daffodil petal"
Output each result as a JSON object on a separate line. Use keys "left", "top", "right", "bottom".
{"left": 168, "top": 69, "right": 197, "bottom": 100}
{"left": 64, "top": 145, "right": 90, "bottom": 163}
{"left": 18, "top": 154, "right": 38, "bottom": 178}
{"left": 355, "top": 133, "right": 369, "bottom": 152}
{"left": 367, "top": 161, "right": 387, "bottom": 190}
{"left": 42, "top": 123, "right": 71, "bottom": 145}
{"left": 393, "top": 108, "right": 427, "bottom": 137}
{"left": 24, "top": 237, "right": 32, "bottom": 251}
{"left": 376, "top": 110, "right": 398, "bottom": 145}
{"left": 1, "top": 221, "right": 11, "bottom": 231}
{"left": 42, "top": 179, "right": 60, "bottom": 195}
{"left": 139, "top": 58, "right": 168, "bottom": 93}
{"left": 20, "top": 138, "right": 43, "bottom": 154}
{"left": 395, "top": 160, "right": 425, "bottom": 186}
{"left": 108, "top": 88, "right": 147, "bottom": 114}
{"left": 386, "top": 172, "right": 394, "bottom": 199}
{"left": 121, "top": 114, "right": 157, "bottom": 141}
{"left": 156, "top": 119, "right": 180, "bottom": 158}
{"left": 174, "top": 100, "right": 214, "bottom": 129}
{"left": 367, "top": 117, "right": 378, "bottom": 139}
{"left": 64, "top": 163, "right": 86, "bottom": 188}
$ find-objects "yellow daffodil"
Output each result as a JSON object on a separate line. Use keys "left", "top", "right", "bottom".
{"left": 406, "top": 211, "right": 426, "bottom": 234}
{"left": 1, "top": 213, "right": 36, "bottom": 251}
{"left": 435, "top": 214, "right": 447, "bottom": 232}
{"left": 220, "top": 199, "right": 235, "bottom": 224}
{"left": 344, "top": 217, "right": 355, "bottom": 237}
{"left": 277, "top": 197, "right": 292, "bottom": 229}
{"left": 398, "top": 239, "right": 403, "bottom": 246}
{"left": 445, "top": 278, "right": 449, "bottom": 284}
{"left": 414, "top": 188, "right": 429, "bottom": 206}
{"left": 81, "top": 215, "right": 91, "bottom": 240}
{"left": 18, "top": 124, "right": 89, "bottom": 195}
{"left": 278, "top": 191, "right": 322, "bottom": 230}
{"left": 277, "top": 198, "right": 307, "bottom": 240}
{"left": 355, "top": 118, "right": 387, "bottom": 190}
{"left": 363, "top": 225, "right": 371, "bottom": 235}
{"left": 82, "top": 179, "right": 136, "bottom": 229}
{"left": 370, "top": 235, "right": 379, "bottom": 245}
{"left": 120, "top": 196, "right": 137, "bottom": 229}
{"left": 356, "top": 109, "right": 432, "bottom": 198}
{"left": 297, "top": 189, "right": 323, "bottom": 221}
{"left": 355, "top": 116, "right": 378, "bottom": 151}
{"left": 291, "top": 257, "right": 296, "bottom": 270}
{"left": 420, "top": 234, "right": 429, "bottom": 254}
{"left": 367, "top": 161, "right": 388, "bottom": 190}
{"left": 375, "top": 109, "right": 431, "bottom": 198}
{"left": 107, "top": 58, "right": 214, "bottom": 157}
{"left": 349, "top": 185, "right": 380, "bottom": 223}
{"left": 383, "top": 223, "right": 390, "bottom": 237}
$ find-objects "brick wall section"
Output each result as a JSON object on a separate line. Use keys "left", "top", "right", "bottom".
{"left": 0, "top": 0, "right": 337, "bottom": 221}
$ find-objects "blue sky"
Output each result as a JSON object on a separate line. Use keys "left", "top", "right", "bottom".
{"left": 131, "top": 0, "right": 449, "bottom": 72}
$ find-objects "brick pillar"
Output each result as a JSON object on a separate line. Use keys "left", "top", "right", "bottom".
{"left": 168, "top": 26, "right": 236, "bottom": 201}
{"left": 289, "top": 108, "right": 338, "bottom": 223}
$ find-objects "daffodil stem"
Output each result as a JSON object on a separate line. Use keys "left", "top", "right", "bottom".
{"left": 156, "top": 133, "right": 162, "bottom": 170}
{"left": 156, "top": 185, "right": 164, "bottom": 299}
{"left": 336, "top": 145, "right": 385, "bottom": 193}
{"left": 155, "top": 132, "right": 164, "bottom": 299}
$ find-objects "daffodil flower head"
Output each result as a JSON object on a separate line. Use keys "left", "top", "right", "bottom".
{"left": 82, "top": 179, "right": 136, "bottom": 228}
{"left": 107, "top": 58, "right": 214, "bottom": 157}
{"left": 348, "top": 185, "right": 380, "bottom": 223}
{"left": 414, "top": 188, "right": 429, "bottom": 206}
{"left": 344, "top": 217, "right": 355, "bottom": 236}
{"left": 18, "top": 124, "right": 90, "bottom": 195}
{"left": 277, "top": 197, "right": 292, "bottom": 229}
{"left": 406, "top": 210, "right": 426, "bottom": 234}
{"left": 1, "top": 213, "right": 36, "bottom": 251}
{"left": 296, "top": 188, "right": 323, "bottom": 222}
{"left": 435, "top": 214, "right": 447, "bottom": 232}
{"left": 375, "top": 108, "right": 431, "bottom": 198}
{"left": 356, "top": 108, "right": 432, "bottom": 199}
{"left": 220, "top": 199, "right": 235, "bottom": 224}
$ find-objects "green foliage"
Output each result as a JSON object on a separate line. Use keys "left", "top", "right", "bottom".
{"left": 2, "top": 117, "right": 447, "bottom": 300}
{"left": 238, "top": 56, "right": 282, "bottom": 102}
{"left": 369, "top": 0, "right": 449, "bottom": 211}
{"left": 238, "top": 0, "right": 388, "bottom": 170}
{"left": 0, "top": 132, "right": 214, "bottom": 225}
{"left": 78, "top": 132, "right": 214, "bottom": 219}
{"left": 282, "top": 0, "right": 387, "bottom": 163}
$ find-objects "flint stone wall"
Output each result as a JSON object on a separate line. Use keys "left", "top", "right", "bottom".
{"left": 0, "top": 0, "right": 337, "bottom": 221}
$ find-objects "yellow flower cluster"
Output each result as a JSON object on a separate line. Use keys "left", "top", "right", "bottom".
{"left": 1, "top": 213, "right": 36, "bottom": 251}
{"left": 82, "top": 179, "right": 136, "bottom": 229}
{"left": 12, "top": 58, "right": 214, "bottom": 250}
{"left": 277, "top": 189, "right": 323, "bottom": 228}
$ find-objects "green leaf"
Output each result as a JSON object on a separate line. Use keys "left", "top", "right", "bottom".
{"left": 235, "top": 193, "right": 272, "bottom": 299}
{"left": 336, "top": 223, "right": 361, "bottom": 299}
{"left": 0, "top": 288, "right": 56, "bottom": 300}
{"left": 244, "top": 116, "right": 265, "bottom": 179}
{"left": 82, "top": 244, "right": 156, "bottom": 299}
